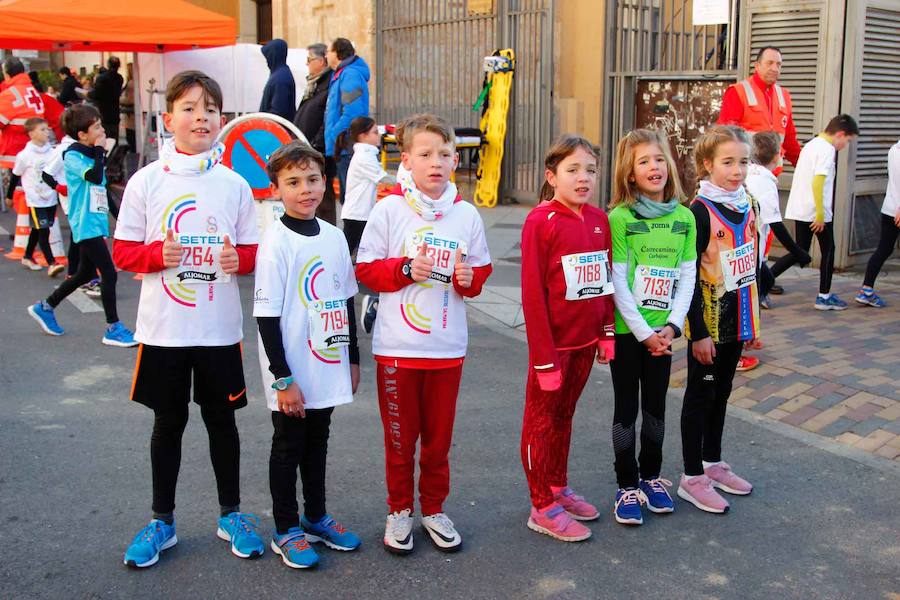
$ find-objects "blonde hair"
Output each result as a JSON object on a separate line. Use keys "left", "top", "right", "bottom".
{"left": 396, "top": 113, "right": 455, "bottom": 152}
{"left": 693, "top": 125, "right": 750, "bottom": 194}
{"left": 539, "top": 134, "right": 599, "bottom": 202}
{"left": 610, "top": 128, "right": 684, "bottom": 208}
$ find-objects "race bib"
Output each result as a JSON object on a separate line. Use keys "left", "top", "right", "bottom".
{"left": 89, "top": 186, "right": 108, "bottom": 214}
{"left": 720, "top": 241, "right": 756, "bottom": 291}
{"left": 561, "top": 250, "right": 613, "bottom": 300}
{"left": 633, "top": 265, "right": 679, "bottom": 311}
{"left": 308, "top": 297, "right": 350, "bottom": 350}
{"left": 163, "top": 236, "right": 231, "bottom": 285}
{"left": 405, "top": 231, "right": 467, "bottom": 284}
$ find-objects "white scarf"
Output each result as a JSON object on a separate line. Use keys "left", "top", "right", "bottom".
{"left": 698, "top": 179, "right": 750, "bottom": 214}
{"left": 160, "top": 138, "right": 225, "bottom": 177}
{"left": 400, "top": 172, "right": 457, "bottom": 221}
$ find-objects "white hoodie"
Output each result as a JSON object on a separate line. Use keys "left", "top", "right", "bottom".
{"left": 13, "top": 141, "right": 57, "bottom": 208}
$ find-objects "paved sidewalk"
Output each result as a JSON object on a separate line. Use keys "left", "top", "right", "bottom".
{"left": 471, "top": 204, "right": 900, "bottom": 465}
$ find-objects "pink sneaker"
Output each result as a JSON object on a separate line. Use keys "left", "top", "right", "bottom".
{"left": 552, "top": 486, "right": 599, "bottom": 521}
{"left": 527, "top": 503, "right": 592, "bottom": 542}
{"left": 676, "top": 474, "right": 730, "bottom": 514}
{"left": 704, "top": 461, "right": 753, "bottom": 495}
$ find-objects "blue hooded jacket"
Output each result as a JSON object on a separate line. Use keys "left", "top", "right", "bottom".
{"left": 259, "top": 39, "right": 296, "bottom": 121}
{"left": 324, "top": 54, "right": 370, "bottom": 157}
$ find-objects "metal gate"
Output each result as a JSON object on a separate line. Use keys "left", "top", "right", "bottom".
{"left": 375, "top": 0, "right": 554, "bottom": 202}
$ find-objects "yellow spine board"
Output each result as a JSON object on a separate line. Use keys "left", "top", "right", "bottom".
{"left": 474, "top": 49, "right": 515, "bottom": 208}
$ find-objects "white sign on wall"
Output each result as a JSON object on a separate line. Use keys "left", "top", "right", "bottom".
{"left": 692, "top": 0, "right": 730, "bottom": 26}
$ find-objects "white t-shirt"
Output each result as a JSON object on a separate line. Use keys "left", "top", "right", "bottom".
{"left": 882, "top": 140, "right": 900, "bottom": 218}
{"left": 342, "top": 143, "right": 387, "bottom": 222}
{"left": 13, "top": 141, "right": 57, "bottom": 208}
{"left": 43, "top": 136, "right": 74, "bottom": 214}
{"left": 253, "top": 218, "right": 358, "bottom": 411}
{"left": 356, "top": 194, "right": 491, "bottom": 359}
{"left": 115, "top": 161, "right": 258, "bottom": 347}
{"left": 785, "top": 135, "right": 836, "bottom": 223}
{"left": 745, "top": 163, "right": 781, "bottom": 262}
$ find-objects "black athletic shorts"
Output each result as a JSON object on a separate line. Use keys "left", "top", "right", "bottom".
{"left": 130, "top": 343, "right": 248, "bottom": 410}
{"left": 29, "top": 205, "right": 56, "bottom": 229}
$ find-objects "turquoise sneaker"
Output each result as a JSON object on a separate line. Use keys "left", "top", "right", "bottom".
{"left": 217, "top": 512, "right": 265, "bottom": 559}
{"left": 301, "top": 514, "right": 361, "bottom": 551}
{"left": 124, "top": 519, "right": 177, "bottom": 568}
{"left": 271, "top": 527, "right": 319, "bottom": 569}
{"left": 855, "top": 289, "right": 886, "bottom": 308}
{"left": 102, "top": 321, "right": 138, "bottom": 347}
{"left": 27, "top": 301, "right": 64, "bottom": 336}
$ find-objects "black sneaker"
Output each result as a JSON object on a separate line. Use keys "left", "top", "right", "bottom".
{"left": 769, "top": 285, "right": 784, "bottom": 295}
{"left": 362, "top": 294, "right": 379, "bottom": 334}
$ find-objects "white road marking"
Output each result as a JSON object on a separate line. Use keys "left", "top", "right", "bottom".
{"left": 66, "top": 291, "right": 103, "bottom": 313}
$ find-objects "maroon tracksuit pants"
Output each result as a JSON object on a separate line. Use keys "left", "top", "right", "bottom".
{"left": 520, "top": 344, "right": 596, "bottom": 509}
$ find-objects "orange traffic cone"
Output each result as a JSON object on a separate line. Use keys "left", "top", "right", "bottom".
{"left": 4, "top": 191, "right": 67, "bottom": 266}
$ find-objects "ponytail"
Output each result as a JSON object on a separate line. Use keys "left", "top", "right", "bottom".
{"left": 339, "top": 116, "right": 377, "bottom": 153}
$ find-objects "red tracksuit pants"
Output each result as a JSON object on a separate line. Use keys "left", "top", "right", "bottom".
{"left": 521, "top": 344, "right": 596, "bottom": 509}
{"left": 376, "top": 362, "right": 463, "bottom": 515}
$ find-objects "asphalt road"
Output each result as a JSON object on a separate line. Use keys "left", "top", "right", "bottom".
{"left": 0, "top": 214, "right": 898, "bottom": 599}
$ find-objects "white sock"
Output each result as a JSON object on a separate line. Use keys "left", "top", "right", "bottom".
{"left": 818, "top": 293, "right": 830, "bottom": 299}
{"left": 702, "top": 460, "right": 722, "bottom": 469}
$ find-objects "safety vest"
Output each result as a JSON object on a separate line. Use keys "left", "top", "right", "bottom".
{"left": 0, "top": 73, "right": 46, "bottom": 168}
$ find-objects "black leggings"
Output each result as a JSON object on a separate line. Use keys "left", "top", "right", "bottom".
{"left": 681, "top": 340, "right": 743, "bottom": 476}
{"left": 342, "top": 219, "right": 366, "bottom": 257}
{"left": 863, "top": 213, "right": 899, "bottom": 288}
{"left": 772, "top": 221, "right": 834, "bottom": 294}
{"left": 25, "top": 228, "right": 54, "bottom": 263}
{"left": 270, "top": 408, "right": 333, "bottom": 532}
{"left": 764, "top": 222, "right": 812, "bottom": 297}
{"left": 151, "top": 404, "right": 241, "bottom": 515}
{"left": 609, "top": 334, "right": 672, "bottom": 488}
{"left": 67, "top": 231, "right": 80, "bottom": 277}
{"left": 46, "top": 236, "right": 117, "bottom": 323}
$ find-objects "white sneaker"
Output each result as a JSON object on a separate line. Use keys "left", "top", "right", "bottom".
{"left": 21, "top": 258, "right": 42, "bottom": 271}
{"left": 383, "top": 509, "right": 413, "bottom": 555}
{"left": 421, "top": 512, "right": 462, "bottom": 552}
{"left": 47, "top": 263, "right": 65, "bottom": 278}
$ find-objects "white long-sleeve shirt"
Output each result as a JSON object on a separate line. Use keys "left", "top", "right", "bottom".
{"left": 882, "top": 140, "right": 900, "bottom": 218}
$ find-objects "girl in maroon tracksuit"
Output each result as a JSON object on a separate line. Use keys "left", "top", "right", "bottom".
{"left": 520, "top": 135, "right": 615, "bottom": 542}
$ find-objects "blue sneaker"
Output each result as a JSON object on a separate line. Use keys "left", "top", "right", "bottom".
{"left": 814, "top": 294, "right": 848, "bottom": 311}
{"left": 639, "top": 477, "right": 675, "bottom": 514}
{"left": 270, "top": 527, "right": 319, "bottom": 569}
{"left": 28, "top": 302, "right": 64, "bottom": 336}
{"left": 102, "top": 322, "right": 138, "bottom": 347}
{"left": 614, "top": 488, "right": 646, "bottom": 525}
{"left": 855, "top": 290, "right": 885, "bottom": 308}
{"left": 301, "top": 513, "right": 361, "bottom": 551}
{"left": 124, "top": 519, "right": 177, "bottom": 568}
{"left": 217, "top": 512, "right": 265, "bottom": 559}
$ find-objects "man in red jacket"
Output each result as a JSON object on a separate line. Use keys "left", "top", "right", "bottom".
{"left": 0, "top": 58, "right": 46, "bottom": 169}
{"left": 717, "top": 46, "right": 801, "bottom": 169}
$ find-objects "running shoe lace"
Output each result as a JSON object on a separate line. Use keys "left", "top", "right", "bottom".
{"left": 616, "top": 488, "right": 646, "bottom": 509}
{"left": 235, "top": 513, "right": 259, "bottom": 535}
{"left": 388, "top": 509, "right": 411, "bottom": 537}
{"left": 321, "top": 516, "right": 347, "bottom": 534}
{"left": 139, "top": 521, "right": 161, "bottom": 543}
{"left": 288, "top": 537, "right": 310, "bottom": 552}
{"left": 646, "top": 477, "right": 672, "bottom": 494}
{"left": 429, "top": 513, "right": 455, "bottom": 532}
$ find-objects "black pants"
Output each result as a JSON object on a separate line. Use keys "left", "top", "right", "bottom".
{"left": 337, "top": 152, "right": 352, "bottom": 205}
{"left": 151, "top": 404, "right": 241, "bottom": 515}
{"left": 342, "top": 219, "right": 366, "bottom": 257}
{"left": 66, "top": 231, "right": 80, "bottom": 277}
{"left": 316, "top": 156, "right": 337, "bottom": 225}
{"left": 270, "top": 408, "right": 333, "bottom": 533}
{"left": 762, "top": 222, "right": 812, "bottom": 296}
{"left": 772, "top": 221, "right": 834, "bottom": 294}
{"left": 609, "top": 334, "right": 672, "bottom": 488}
{"left": 46, "top": 236, "right": 117, "bottom": 323}
{"left": 863, "top": 213, "right": 899, "bottom": 288}
{"left": 681, "top": 340, "right": 743, "bottom": 476}
{"left": 25, "top": 229, "right": 54, "bottom": 263}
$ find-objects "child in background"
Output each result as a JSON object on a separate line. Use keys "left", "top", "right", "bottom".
{"left": 856, "top": 138, "right": 900, "bottom": 307}
{"left": 781, "top": 114, "right": 859, "bottom": 310}
{"left": 254, "top": 141, "right": 362, "bottom": 570}
{"left": 9, "top": 117, "right": 64, "bottom": 276}
{"left": 607, "top": 129, "right": 696, "bottom": 525}
{"left": 747, "top": 131, "right": 811, "bottom": 309}
{"left": 340, "top": 116, "right": 395, "bottom": 255}
{"left": 520, "top": 135, "right": 615, "bottom": 542}
{"left": 356, "top": 113, "right": 492, "bottom": 554}
{"left": 27, "top": 105, "right": 136, "bottom": 346}
{"left": 112, "top": 71, "right": 263, "bottom": 568}
{"left": 41, "top": 115, "right": 79, "bottom": 279}
{"left": 679, "top": 125, "right": 758, "bottom": 514}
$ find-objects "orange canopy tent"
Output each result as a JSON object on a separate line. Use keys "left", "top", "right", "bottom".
{"left": 0, "top": 0, "right": 236, "bottom": 52}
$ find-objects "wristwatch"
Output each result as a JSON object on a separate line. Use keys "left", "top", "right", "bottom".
{"left": 271, "top": 376, "right": 294, "bottom": 391}
{"left": 401, "top": 258, "right": 414, "bottom": 280}
{"left": 666, "top": 323, "right": 682, "bottom": 339}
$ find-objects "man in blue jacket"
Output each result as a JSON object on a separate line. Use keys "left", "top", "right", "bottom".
{"left": 260, "top": 39, "right": 296, "bottom": 122}
{"left": 324, "top": 38, "right": 370, "bottom": 204}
